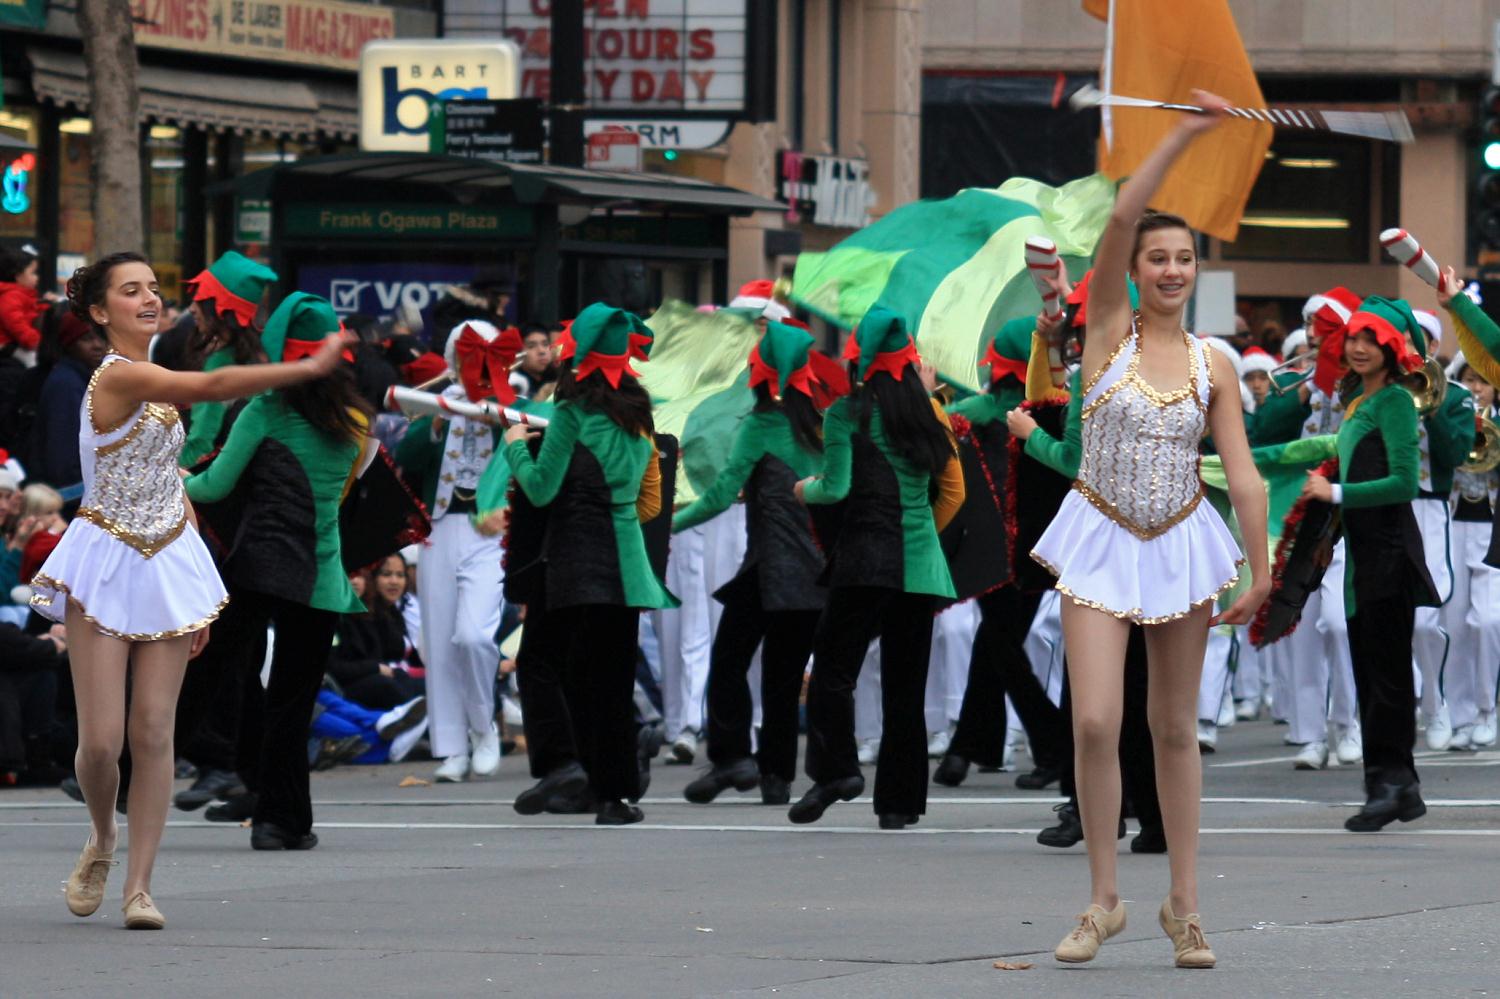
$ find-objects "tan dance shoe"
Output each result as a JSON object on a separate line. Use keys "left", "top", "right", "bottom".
{"left": 64, "top": 840, "right": 116, "bottom": 917}
{"left": 1053, "top": 901, "right": 1126, "bottom": 963}
{"left": 1158, "top": 898, "right": 1215, "bottom": 968}
{"left": 122, "top": 891, "right": 166, "bottom": 930}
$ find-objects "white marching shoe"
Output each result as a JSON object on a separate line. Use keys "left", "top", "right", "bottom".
{"left": 1334, "top": 722, "right": 1363, "bottom": 765}
{"left": 1473, "top": 710, "right": 1498, "bottom": 748}
{"left": 856, "top": 738, "right": 878, "bottom": 766}
{"left": 1216, "top": 691, "right": 1237, "bottom": 729}
{"left": 1423, "top": 701, "right": 1453, "bottom": 751}
{"left": 1448, "top": 724, "right": 1474, "bottom": 752}
{"left": 1235, "top": 698, "right": 1260, "bottom": 722}
{"left": 470, "top": 721, "right": 502, "bottom": 777}
{"left": 1197, "top": 721, "right": 1218, "bottom": 753}
{"left": 1293, "top": 741, "right": 1329, "bottom": 770}
{"left": 926, "top": 727, "right": 953, "bottom": 759}
{"left": 434, "top": 754, "right": 471, "bottom": 783}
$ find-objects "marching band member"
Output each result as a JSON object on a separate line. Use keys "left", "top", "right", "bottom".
{"left": 1300, "top": 297, "right": 1439, "bottom": 831}
{"left": 1027, "top": 97, "right": 1268, "bottom": 968}
{"left": 394, "top": 320, "right": 519, "bottom": 782}
{"left": 673, "top": 320, "right": 829, "bottom": 806}
{"left": 1406, "top": 311, "right": 1476, "bottom": 749}
{"left": 503, "top": 304, "right": 677, "bottom": 825}
{"left": 791, "top": 307, "right": 964, "bottom": 831}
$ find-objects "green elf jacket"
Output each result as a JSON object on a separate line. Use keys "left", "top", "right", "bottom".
{"left": 179, "top": 349, "right": 242, "bottom": 468}
{"left": 1418, "top": 381, "right": 1476, "bottom": 496}
{"left": 505, "top": 400, "right": 676, "bottom": 610}
{"left": 1023, "top": 369, "right": 1083, "bottom": 480}
{"left": 185, "top": 393, "right": 366, "bottom": 614}
{"left": 802, "top": 396, "right": 961, "bottom": 599}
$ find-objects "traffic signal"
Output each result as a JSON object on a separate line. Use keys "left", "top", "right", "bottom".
{"left": 1475, "top": 86, "right": 1500, "bottom": 255}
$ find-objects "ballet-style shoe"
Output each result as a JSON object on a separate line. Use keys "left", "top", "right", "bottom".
{"left": 122, "top": 891, "right": 166, "bottom": 930}
{"left": 1053, "top": 901, "right": 1126, "bottom": 963}
{"left": 682, "top": 757, "right": 760, "bottom": 804}
{"left": 787, "top": 775, "right": 865, "bottom": 824}
{"left": 65, "top": 839, "right": 116, "bottom": 917}
{"left": 1158, "top": 899, "right": 1215, "bottom": 968}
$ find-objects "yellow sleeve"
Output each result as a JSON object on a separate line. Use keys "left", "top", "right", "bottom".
{"left": 929, "top": 400, "right": 966, "bottom": 533}
{"left": 1025, "top": 331, "right": 1072, "bottom": 404}
{"left": 636, "top": 437, "right": 663, "bottom": 522}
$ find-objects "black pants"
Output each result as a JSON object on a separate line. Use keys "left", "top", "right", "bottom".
{"left": 515, "top": 596, "right": 580, "bottom": 780}
{"left": 704, "top": 590, "right": 819, "bottom": 782}
{"left": 948, "top": 586, "right": 1063, "bottom": 770}
{"left": 1056, "top": 624, "right": 1162, "bottom": 832}
{"left": 1348, "top": 594, "right": 1419, "bottom": 789}
{"left": 805, "top": 587, "right": 935, "bottom": 815}
{"left": 340, "top": 670, "right": 424, "bottom": 712}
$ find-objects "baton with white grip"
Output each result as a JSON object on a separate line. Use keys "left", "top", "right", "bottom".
{"left": 385, "top": 385, "right": 550, "bottom": 429}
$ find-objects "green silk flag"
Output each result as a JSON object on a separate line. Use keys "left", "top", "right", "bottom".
{"left": 790, "top": 173, "right": 1117, "bottom": 392}
{"left": 641, "top": 300, "right": 761, "bottom": 504}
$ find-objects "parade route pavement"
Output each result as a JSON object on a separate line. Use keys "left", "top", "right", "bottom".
{"left": 3, "top": 718, "right": 1498, "bottom": 997}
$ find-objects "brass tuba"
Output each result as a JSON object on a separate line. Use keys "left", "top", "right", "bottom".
{"left": 1461, "top": 416, "right": 1500, "bottom": 474}
{"left": 1400, "top": 357, "right": 1448, "bottom": 417}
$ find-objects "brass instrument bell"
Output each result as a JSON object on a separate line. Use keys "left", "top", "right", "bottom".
{"left": 1400, "top": 356, "right": 1448, "bottom": 417}
{"left": 1461, "top": 415, "right": 1500, "bottom": 474}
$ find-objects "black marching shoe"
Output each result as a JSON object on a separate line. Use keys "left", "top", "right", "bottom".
{"left": 1345, "top": 782, "right": 1426, "bottom": 832}
{"left": 683, "top": 758, "right": 760, "bottom": 804}
{"left": 595, "top": 799, "right": 645, "bottom": 825}
{"left": 1015, "top": 765, "right": 1060, "bottom": 791}
{"left": 173, "top": 768, "right": 246, "bottom": 812}
{"left": 760, "top": 774, "right": 791, "bottom": 806}
{"left": 514, "top": 762, "right": 589, "bottom": 816}
{"left": 878, "top": 813, "right": 920, "bottom": 831}
{"left": 545, "top": 785, "right": 598, "bottom": 815}
{"left": 932, "top": 753, "right": 970, "bottom": 787}
{"left": 1036, "top": 801, "right": 1128, "bottom": 848}
{"left": 204, "top": 791, "right": 258, "bottom": 823}
{"left": 250, "top": 822, "right": 319, "bottom": 851}
{"left": 787, "top": 775, "right": 865, "bottom": 824}
{"left": 1130, "top": 824, "right": 1169, "bottom": 854}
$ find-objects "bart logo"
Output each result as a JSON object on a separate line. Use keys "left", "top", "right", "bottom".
{"left": 381, "top": 67, "right": 489, "bottom": 136}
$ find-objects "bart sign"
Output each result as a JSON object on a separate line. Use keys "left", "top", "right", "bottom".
{"left": 359, "top": 39, "right": 522, "bottom": 152}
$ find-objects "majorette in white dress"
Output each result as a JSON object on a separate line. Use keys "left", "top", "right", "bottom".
{"left": 1031, "top": 318, "right": 1243, "bottom": 623}
{"left": 30, "top": 354, "right": 227, "bottom": 640}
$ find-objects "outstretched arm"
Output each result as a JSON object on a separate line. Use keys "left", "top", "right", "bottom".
{"left": 1083, "top": 91, "right": 1229, "bottom": 378}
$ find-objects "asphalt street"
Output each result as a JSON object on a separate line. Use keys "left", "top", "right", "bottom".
{"left": 3, "top": 716, "right": 1498, "bottom": 998}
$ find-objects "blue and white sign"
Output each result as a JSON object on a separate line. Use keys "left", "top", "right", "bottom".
{"left": 298, "top": 263, "right": 482, "bottom": 333}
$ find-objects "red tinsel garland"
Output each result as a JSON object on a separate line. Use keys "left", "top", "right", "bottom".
{"left": 1249, "top": 456, "right": 1339, "bottom": 647}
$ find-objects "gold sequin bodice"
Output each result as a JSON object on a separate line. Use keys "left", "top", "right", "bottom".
{"left": 78, "top": 355, "right": 187, "bottom": 558}
{"left": 1074, "top": 326, "right": 1212, "bottom": 541}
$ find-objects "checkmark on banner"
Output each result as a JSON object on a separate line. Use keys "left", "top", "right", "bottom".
{"left": 330, "top": 280, "right": 370, "bottom": 313}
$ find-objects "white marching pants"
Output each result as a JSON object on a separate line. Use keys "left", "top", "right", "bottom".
{"left": 654, "top": 524, "right": 712, "bottom": 741}
{"left": 418, "top": 514, "right": 504, "bottom": 759}
{"left": 702, "top": 507, "right": 762, "bottom": 730}
{"left": 1025, "top": 590, "right": 1066, "bottom": 706}
{"left": 1230, "top": 626, "right": 1262, "bottom": 704}
{"left": 926, "top": 601, "right": 978, "bottom": 733}
{"left": 1412, "top": 498, "right": 1454, "bottom": 717}
{"left": 1198, "top": 625, "right": 1235, "bottom": 723}
{"left": 855, "top": 641, "right": 883, "bottom": 743}
{"left": 1284, "top": 541, "right": 1356, "bottom": 745}
{"left": 1445, "top": 517, "right": 1500, "bottom": 728}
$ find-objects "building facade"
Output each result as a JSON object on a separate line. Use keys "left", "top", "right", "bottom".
{"left": 923, "top": 0, "right": 1494, "bottom": 334}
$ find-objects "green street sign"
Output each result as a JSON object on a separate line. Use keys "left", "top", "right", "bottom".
{"left": 282, "top": 203, "right": 534, "bottom": 241}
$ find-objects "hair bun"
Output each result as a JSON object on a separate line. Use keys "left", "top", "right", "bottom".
{"left": 64, "top": 262, "right": 95, "bottom": 323}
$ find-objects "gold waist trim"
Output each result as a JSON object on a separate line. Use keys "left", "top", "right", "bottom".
{"left": 76, "top": 506, "right": 188, "bottom": 559}
{"left": 1071, "top": 479, "right": 1204, "bottom": 541}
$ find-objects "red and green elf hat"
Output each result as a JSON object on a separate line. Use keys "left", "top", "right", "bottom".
{"left": 749, "top": 320, "right": 817, "bottom": 400}
{"left": 843, "top": 306, "right": 919, "bottom": 381}
{"left": 1341, "top": 295, "right": 1425, "bottom": 373}
{"left": 187, "top": 251, "right": 278, "bottom": 327}
{"left": 628, "top": 314, "right": 655, "bottom": 361}
{"left": 981, "top": 316, "right": 1033, "bottom": 384}
{"left": 558, "top": 303, "right": 643, "bottom": 387}
{"left": 261, "top": 292, "right": 350, "bottom": 364}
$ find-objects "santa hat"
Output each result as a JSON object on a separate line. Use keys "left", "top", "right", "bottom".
{"left": 1200, "top": 334, "right": 1243, "bottom": 378}
{"left": 1414, "top": 309, "right": 1443, "bottom": 348}
{"left": 1281, "top": 328, "right": 1308, "bottom": 357}
{"left": 444, "top": 319, "right": 522, "bottom": 404}
{"left": 1240, "top": 349, "right": 1278, "bottom": 377}
{"left": 402, "top": 351, "right": 449, "bottom": 387}
{"left": 729, "top": 279, "right": 791, "bottom": 322}
{"left": 0, "top": 447, "right": 25, "bottom": 489}
{"left": 187, "top": 251, "right": 278, "bottom": 327}
{"left": 1302, "top": 287, "right": 1361, "bottom": 328}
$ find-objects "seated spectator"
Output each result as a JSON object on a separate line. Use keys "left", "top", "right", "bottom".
{"left": 29, "top": 313, "right": 107, "bottom": 490}
{"left": 309, "top": 687, "right": 427, "bottom": 769}
{"left": 327, "top": 555, "right": 426, "bottom": 710}
{"left": 16, "top": 483, "right": 66, "bottom": 585}
{"left": 0, "top": 619, "right": 69, "bottom": 787}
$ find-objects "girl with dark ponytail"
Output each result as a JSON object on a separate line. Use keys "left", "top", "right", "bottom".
{"left": 791, "top": 307, "right": 965, "bottom": 830}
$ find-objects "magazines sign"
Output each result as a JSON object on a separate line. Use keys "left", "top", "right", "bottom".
{"left": 492, "top": 0, "right": 747, "bottom": 113}
{"left": 130, "top": 0, "right": 396, "bottom": 71}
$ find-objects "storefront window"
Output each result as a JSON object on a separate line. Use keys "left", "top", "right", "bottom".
{"left": 58, "top": 118, "right": 96, "bottom": 270}
{"left": 1220, "top": 135, "right": 1373, "bottom": 263}
{"left": 147, "top": 125, "right": 185, "bottom": 301}
{"left": 0, "top": 106, "right": 40, "bottom": 242}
